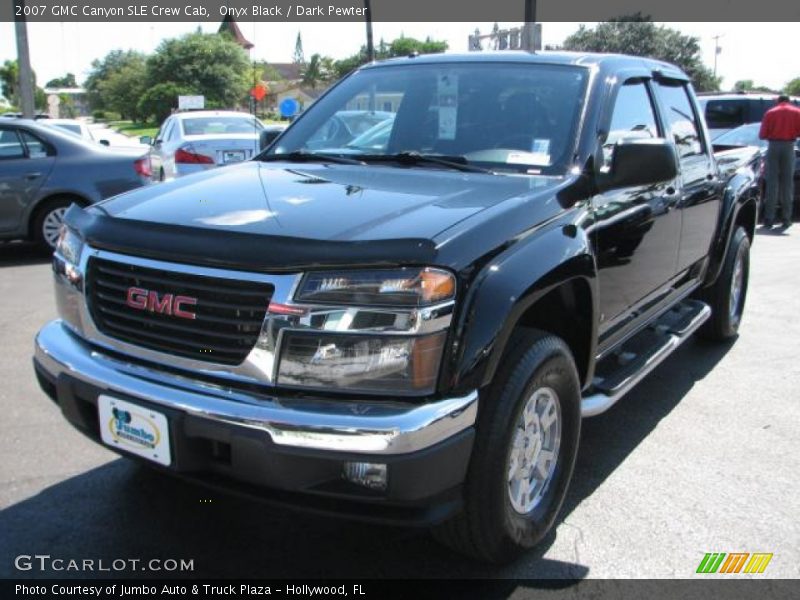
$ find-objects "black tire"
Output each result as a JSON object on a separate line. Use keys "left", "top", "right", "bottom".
{"left": 432, "top": 329, "right": 581, "bottom": 563}
{"left": 697, "top": 226, "right": 750, "bottom": 342}
{"left": 32, "top": 197, "right": 74, "bottom": 251}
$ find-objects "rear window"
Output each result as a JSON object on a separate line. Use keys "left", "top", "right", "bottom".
{"left": 704, "top": 100, "right": 747, "bottom": 129}
{"left": 181, "top": 116, "right": 263, "bottom": 136}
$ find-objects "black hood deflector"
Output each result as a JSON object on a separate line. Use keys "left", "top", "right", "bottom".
{"left": 66, "top": 205, "right": 437, "bottom": 272}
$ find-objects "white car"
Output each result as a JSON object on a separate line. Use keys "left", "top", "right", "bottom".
{"left": 141, "top": 111, "right": 266, "bottom": 181}
{"left": 44, "top": 119, "right": 109, "bottom": 146}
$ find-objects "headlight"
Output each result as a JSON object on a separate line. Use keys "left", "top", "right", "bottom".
{"left": 55, "top": 226, "right": 83, "bottom": 266}
{"left": 276, "top": 331, "right": 446, "bottom": 395}
{"left": 295, "top": 267, "right": 456, "bottom": 307}
{"left": 272, "top": 267, "right": 456, "bottom": 395}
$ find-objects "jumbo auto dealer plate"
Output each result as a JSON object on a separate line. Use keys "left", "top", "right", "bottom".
{"left": 98, "top": 395, "right": 172, "bottom": 466}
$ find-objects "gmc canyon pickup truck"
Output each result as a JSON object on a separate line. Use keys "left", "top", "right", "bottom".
{"left": 34, "top": 52, "right": 760, "bottom": 563}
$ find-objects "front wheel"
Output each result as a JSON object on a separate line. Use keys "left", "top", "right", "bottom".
{"left": 697, "top": 226, "right": 750, "bottom": 341}
{"left": 433, "top": 329, "right": 581, "bottom": 563}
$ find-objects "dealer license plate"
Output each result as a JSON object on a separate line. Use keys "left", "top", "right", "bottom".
{"left": 223, "top": 150, "right": 246, "bottom": 163}
{"left": 98, "top": 395, "right": 172, "bottom": 466}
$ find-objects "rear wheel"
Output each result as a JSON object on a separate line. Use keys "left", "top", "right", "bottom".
{"left": 697, "top": 226, "right": 750, "bottom": 341}
{"left": 32, "top": 198, "right": 74, "bottom": 251}
{"left": 433, "top": 329, "right": 581, "bottom": 563}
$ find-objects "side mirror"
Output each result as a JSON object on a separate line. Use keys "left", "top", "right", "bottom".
{"left": 99, "top": 139, "right": 110, "bottom": 147}
{"left": 139, "top": 135, "right": 153, "bottom": 146}
{"left": 598, "top": 138, "right": 678, "bottom": 192}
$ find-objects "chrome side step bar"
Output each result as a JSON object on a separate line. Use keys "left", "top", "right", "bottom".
{"left": 581, "top": 300, "right": 711, "bottom": 417}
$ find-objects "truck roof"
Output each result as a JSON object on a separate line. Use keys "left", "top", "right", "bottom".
{"left": 362, "top": 50, "right": 689, "bottom": 81}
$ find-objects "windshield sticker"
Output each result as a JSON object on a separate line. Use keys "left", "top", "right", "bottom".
{"left": 531, "top": 139, "right": 551, "bottom": 157}
{"left": 506, "top": 151, "right": 551, "bottom": 166}
{"left": 437, "top": 73, "right": 458, "bottom": 140}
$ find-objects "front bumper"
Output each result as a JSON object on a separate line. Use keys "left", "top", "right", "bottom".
{"left": 33, "top": 320, "right": 477, "bottom": 525}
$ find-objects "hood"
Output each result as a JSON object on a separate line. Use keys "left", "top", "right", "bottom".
{"left": 98, "top": 160, "right": 562, "bottom": 242}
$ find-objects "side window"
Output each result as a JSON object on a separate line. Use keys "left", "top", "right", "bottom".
{"left": 19, "top": 130, "right": 52, "bottom": 158}
{"left": 164, "top": 121, "right": 176, "bottom": 141}
{"left": 704, "top": 100, "right": 746, "bottom": 130}
{"left": 603, "top": 81, "right": 660, "bottom": 168}
{"left": 657, "top": 82, "right": 704, "bottom": 158}
{"left": 155, "top": 119, "right": 170, "bottom": 142}
{"left": 0, "top": 129, "right": 25, "bottom": 159}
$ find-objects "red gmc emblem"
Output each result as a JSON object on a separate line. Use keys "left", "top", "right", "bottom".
{"left": 126, "top": 287, "right": 197, "bottom": 320}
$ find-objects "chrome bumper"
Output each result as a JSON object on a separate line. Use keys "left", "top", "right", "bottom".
{"left": 34, "top": 320, "right": 478, "bottom": 456}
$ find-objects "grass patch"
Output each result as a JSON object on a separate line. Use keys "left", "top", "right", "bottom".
{"left": 109, "top": 120, "right": 159, "bottom": 139}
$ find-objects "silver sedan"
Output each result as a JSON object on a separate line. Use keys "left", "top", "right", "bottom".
{"left": 141, "top": 111, "right": 267, "bottom": 181}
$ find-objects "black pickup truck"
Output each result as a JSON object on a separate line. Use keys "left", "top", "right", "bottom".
{"left": 34, "top": 52, "right": 760, "bottom": 563}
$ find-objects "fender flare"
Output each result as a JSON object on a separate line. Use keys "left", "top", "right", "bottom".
{"left": 447, "top": 223, "right": 597, "bottom": 394}
{"left": 704, "top": 169, "right": 759, "bottom": 287}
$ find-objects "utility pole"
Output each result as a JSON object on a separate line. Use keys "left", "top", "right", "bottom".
{"left": 712, "top": 34, "right": 723, "bottom": 77}
{"left": 14, "top": 0, "right": 36, "bottom": 118}
{"left": 522, "top": 0, "right": 537, "bottom": 52}
{"left": 364, "top": 0, "right": 374, "bottom": 62}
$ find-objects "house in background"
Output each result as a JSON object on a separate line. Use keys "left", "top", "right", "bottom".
{"left": 43, "top": 87, "right": 89, "bottom": 117}
{"left": 218, "top": 15, "right": 254, "bottom": 50}
{"left": 262, "top": 63, "right": 328, "bottom": 114}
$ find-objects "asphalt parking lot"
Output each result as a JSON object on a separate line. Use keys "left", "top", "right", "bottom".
{"left": 1, "top": 226, "right": 798, "bottom": 581}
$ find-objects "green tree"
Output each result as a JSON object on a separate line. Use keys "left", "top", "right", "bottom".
{"left": 301, "top": 54, "right": 334, "bottom": 89}
{"left": 563, "top": 17, "right": 721, "bottom": 92}
{"left": 1, "top": 59, "right": 47, "bottom": 111}
{"left": 0, "top": 59, "right": 20, "bottom": 104}
{"left": 784, "top": 78, "right": 800, "bottom": 96}
{"left": 733, "top": 80, "right": 753, "bottom": 92}
{"left": 45, "top": 73, "right": 78, "bottom": 88}
{"left": 333, "top": 35, "right": 448, "bottom": 79}
{"left": 145, "top": 32, "right": 250, "bottom": 109}
{"left": 85, "top": 50, "right": 148, "bottom": 115}
{"left": 137, "top": 82, "right": 195, "bottom": 124}
{"left": 293, "top": 32, "right": 305, "bottom": 65}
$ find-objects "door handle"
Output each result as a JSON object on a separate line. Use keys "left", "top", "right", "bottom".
{"left": 24, "top": 172, "right": 42, "bottom": 180}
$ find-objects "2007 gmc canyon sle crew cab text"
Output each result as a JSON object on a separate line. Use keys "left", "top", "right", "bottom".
{"left": 34, "top": 53, "right": 760, "bottom": 563}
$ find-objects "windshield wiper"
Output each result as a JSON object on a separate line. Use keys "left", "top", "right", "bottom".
{"left": 358, "top": 151, "right": 494, "bottom": 174}
{"left": 259, "top": 150, "right": 365, "bottom": 165}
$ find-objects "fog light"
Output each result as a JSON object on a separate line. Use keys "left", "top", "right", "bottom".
{"left": 343, "top": 462, "right": 387, "bottom": 491}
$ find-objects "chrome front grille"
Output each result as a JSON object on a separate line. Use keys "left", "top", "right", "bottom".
{"left": 86, "top": 257, "right": 273, "bottom": 366}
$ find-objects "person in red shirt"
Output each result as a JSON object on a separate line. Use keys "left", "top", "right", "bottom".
{"left": 759, "top": 95, "right": 800, "bottom": 228}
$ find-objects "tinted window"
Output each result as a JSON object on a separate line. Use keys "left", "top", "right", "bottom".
{"left": 0, "top": 129, "right": 24, "bottom": 159}
{"left": 657, "top": 82, "right": 703, "bottom": 158}
{"left": 603, "top": 81, "right": 660, "bottom": 167}
{"left": 271, "top": 63, "right": 589, "bottom": 174}
{"left": 19, "top": 130, "right": 51, "bottom": 157}
{"left": 704, "top": 99, "right": 746, "bottom": 129}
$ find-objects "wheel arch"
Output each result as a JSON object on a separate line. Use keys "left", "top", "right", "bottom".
{"left": 704, "top": 173, "right": 759, "bottom": 287}
{"left": 448, "top": 225, "right": 598, "bottom": 395}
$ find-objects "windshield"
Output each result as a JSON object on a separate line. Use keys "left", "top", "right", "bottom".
{"left": 268, "top": 62, "right": 588, "bottom": 174}
{"left": 714, "top": 123, "right": 766, "bottom": 148}
{"left": 181, "top": 116, "right": 263, "bottom": 136}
